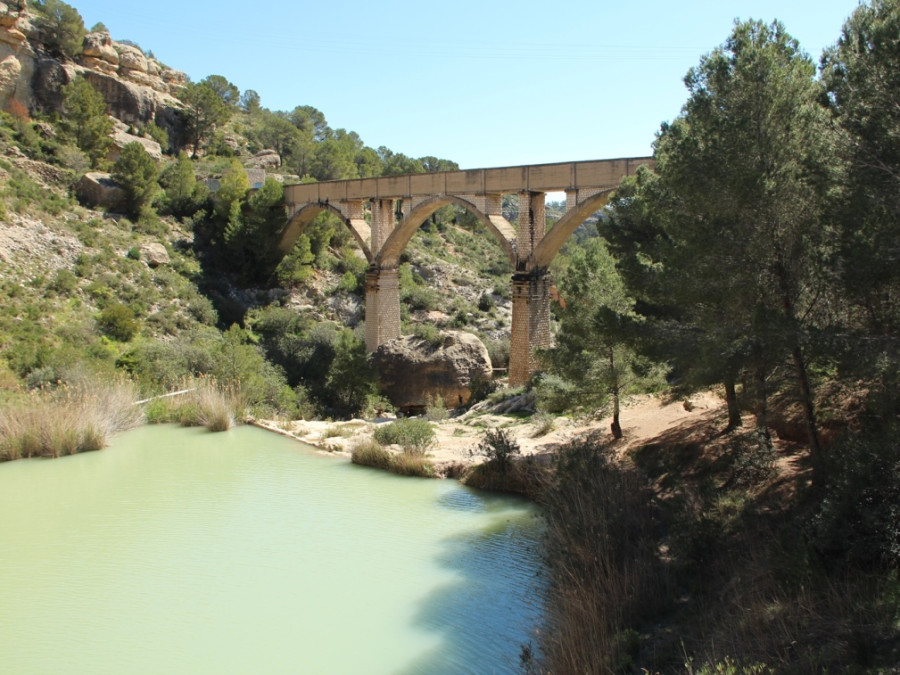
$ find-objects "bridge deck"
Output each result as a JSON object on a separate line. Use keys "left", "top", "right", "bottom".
{"left": 284, "top": 157, "right": 653, "bottom": 205}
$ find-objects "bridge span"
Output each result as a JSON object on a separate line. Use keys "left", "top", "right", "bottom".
{"left": 281, "top": 157, "right": 653, "bottom": 387}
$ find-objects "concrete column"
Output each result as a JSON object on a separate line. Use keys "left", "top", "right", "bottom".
{"left": 508, "top": 270, "right": 552, "bottom": 387}
{"left": 565, "top": 189, "right": 578, "bottom": 212}
{"left": 370, "top": 198, "right": 395, "bottom": 255}
{"left": 471, "top": 193, "right": 503, "bottom": 216}
{"left": 517, "top": 191, "right": 545, "bottom": 259}
{"left": 346, "top": 200, "right": 364, "bottom": 220}
{"left": 364, "top": 267, "right": 401, "bottom": 353}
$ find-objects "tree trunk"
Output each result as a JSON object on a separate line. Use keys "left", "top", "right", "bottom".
{"left": 752, "top": 343, "right": 773, "bottom": 449}
{"left": 609, "top": 347, "right": 623, "bottom": 439}
{"left": 791, "top": 343, "right": 823, "bottom": 470}
{"left": 724, "top": 372, "right": 742, "bottom": 431}
{"left": 775, "top": 260, "right": 823, "bottom": 473}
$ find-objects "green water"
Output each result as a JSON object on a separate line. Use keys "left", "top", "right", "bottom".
{"left": 0, "top": 424, "right": 544, "bottom": 674}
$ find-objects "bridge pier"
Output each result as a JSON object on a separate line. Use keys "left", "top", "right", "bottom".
{"left": 508, "top": 270, "right": 552, "bottom": 387}
{"left": 364, "top": 267, "right": 401, "bottom": 353}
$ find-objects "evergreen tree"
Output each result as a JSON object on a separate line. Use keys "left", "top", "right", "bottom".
{"left": 180, "top": 81, "right": 231, "bottom": 157}
{"left": 608, "top": 21, "right": 832, "bottom": 465}
{"left": 159, "top": 151, "right": 208, "bottom": 218}
{"left": 111, "top": 142, "right": 160, "bottom": 218}
{"left": 60, "top": 76, "right": 112, "bottom": 168}
{"left": 32, "top": 0, "right": 85, "bottom": 60}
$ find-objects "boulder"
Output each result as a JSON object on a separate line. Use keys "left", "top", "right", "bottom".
{"left": 107, "top": 127, "right": 163, "bottom": 162}
{"left": 81, "top": 31, "right": 118, "bottom": 66}
{"left": 75, "top": 172, "right": 124, "bottom": 210}
{"left": 139, "top": 242, "right": 169, "bottom": 267}
{"left": 372, "top": 331, "right": 493, "bottom": 413}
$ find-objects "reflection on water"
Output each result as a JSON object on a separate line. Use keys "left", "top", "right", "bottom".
{"left": 0, "top": 424, "right": 544, "bottom": 674}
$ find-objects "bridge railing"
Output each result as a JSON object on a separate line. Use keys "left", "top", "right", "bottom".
{"left": 284, "top": 157, "right": 654, "bottom": 205}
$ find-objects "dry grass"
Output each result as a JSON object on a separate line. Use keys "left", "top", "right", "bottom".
{"left": 0, "top": 381, "right": 143, "bottom": 461}
{"left": 535, "top": 437, "right": 667, "bottom": 674}
{"left": 351, "top": 438, "right": 435, "bottom": 477}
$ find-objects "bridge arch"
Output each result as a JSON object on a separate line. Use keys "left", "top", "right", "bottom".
{"left": 279, "top": 203, "right": 374, "bottom": 262}
{"left": 531, "top": 189, "right": 615, "bottom": 270}
{"left": 376, "top": 194, "right": 516, "bottom": 268}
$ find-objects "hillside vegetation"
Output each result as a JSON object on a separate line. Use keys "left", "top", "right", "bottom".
{"left": 1, "top": 1, "right": 899, "bottom": 672}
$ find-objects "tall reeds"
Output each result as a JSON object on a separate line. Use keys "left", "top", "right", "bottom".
{"left": 142, "top": 377, "right": 243, "bottom": 432}
{"left": 0, "top": 381, "right": 143, "bottom": 461}
{"left": 536, "top": 437, "right": 667, "bottom": 673}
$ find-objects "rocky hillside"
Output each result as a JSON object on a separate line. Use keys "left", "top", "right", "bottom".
{"left": 0, "top": 0, "right": 547, "bottom": 417}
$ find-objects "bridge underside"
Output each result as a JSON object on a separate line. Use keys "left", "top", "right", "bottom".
{"left": 281, "top": 157, "right": 653, "bottom": 387}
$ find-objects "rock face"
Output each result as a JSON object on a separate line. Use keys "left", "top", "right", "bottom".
{"left": 0, "top": 10, "right": 186, "bottom": 140}
{"left": 372, "top": 331, "right": 493, "bottom": 413}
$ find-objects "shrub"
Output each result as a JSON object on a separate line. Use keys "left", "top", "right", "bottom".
{"left": 533, "top": 372, "right": 578, "bottom": 414}
{"left": 97, "top": 303, "right": 139, "bottom": 341}
{"left": 469, "top": 428, "right": 520, "bottom": 471}
{"left": 531, "top": 411, "right": 556, "bottom": 437}
{"left": 424, "top": 394, "right": 448, "bottom": 421}
{"left": 477, "top": 292, "right": 495, "bottom": 312}
{"left": 373, "top": 417, "right": 435, "bottom": 453}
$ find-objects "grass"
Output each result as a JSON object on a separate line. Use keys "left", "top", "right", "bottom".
{"left": 141, "top": 379, "right": 241, "bottom": 432}
{"left": 373, "top": 417, "right": 435, "bottom": 453}
{"left": 351, "top": 438, "right": 435, "bottom": 478}
{"left": 0, "top": 381, "right": 143, "bottom": 460}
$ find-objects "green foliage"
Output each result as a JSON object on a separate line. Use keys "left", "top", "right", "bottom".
{"left": 159, "top": 152, "right": 208, "bottom": 218}
{"left": 97, "top": 303, "right": 138, "bottom": 341}
{"left": 212, "top": 158, "right": 248, "bottom": 222}
{"left": 424, "top": 394, "right": 448, "bottom": 421}
{"left": 111, "top": 142, "right": 160, "bottom": 218}
{"left": 201, "top": 75, "right": 240, "bottom": 108}
{"left": 542, "top": 237, "right": 664, "bottom": 418}
{"left": 60, "top": 77, "right": 113, "bottom": 168}
{"left": 810, "top": 418, "right": 900, "bottom": 571}
{"left": 821, "top": 0, "right": 900, "bottom": 335}
{"left": 373, "top": 417, "right": 435, "bottom": 453}
{"left": 32, "top": 0, "right": 86, "bottom": 60}
{"left": 323, "top": 328, "right": 377, "bottom": 418}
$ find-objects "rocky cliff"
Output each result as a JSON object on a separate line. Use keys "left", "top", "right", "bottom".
{"left": 0, "top": 2, "right": 185, "bottom": 138}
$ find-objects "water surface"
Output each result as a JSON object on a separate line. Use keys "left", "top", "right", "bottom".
{"left": 0, "top": 424, "right": 543, "bottom": 673}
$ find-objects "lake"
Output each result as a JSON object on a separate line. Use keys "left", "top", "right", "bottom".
{"left": 0, "top": 424, "right": 544, "bottom": 673}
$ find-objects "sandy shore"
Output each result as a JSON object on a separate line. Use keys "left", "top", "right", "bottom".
{"left": 255, "top": 390, "right": 726, "bottom": 475}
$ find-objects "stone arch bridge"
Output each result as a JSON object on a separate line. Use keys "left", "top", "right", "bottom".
{"left": 281, "top": 157, "right": 653, "bottom": 386}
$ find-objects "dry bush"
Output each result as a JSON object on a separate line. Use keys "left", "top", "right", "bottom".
{"left": 0, "top": 381, "right": 142, "bottom": 460}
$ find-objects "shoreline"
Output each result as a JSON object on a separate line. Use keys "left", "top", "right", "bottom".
{"left": 251, "top": 390, "right": 726, "bottom": 477}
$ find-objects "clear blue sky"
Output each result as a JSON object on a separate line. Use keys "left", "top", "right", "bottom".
{"left": 69, "top": 0, "right": 862, "bottom": 169}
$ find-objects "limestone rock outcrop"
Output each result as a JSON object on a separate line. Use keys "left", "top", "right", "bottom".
{"left": 372, "top": 331, "right": 493, "bottom": 413}
{"left": 246, "top": 149, "right": 281, "bottom": 169}
{"left": 75, "top": 172, "right": 124, "bottom": 210}
{"left": 108, "top": 123, "right": 163, "bottom": 163}
{"left": 0, "top": 10, "right": 187, "bottom": 139}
